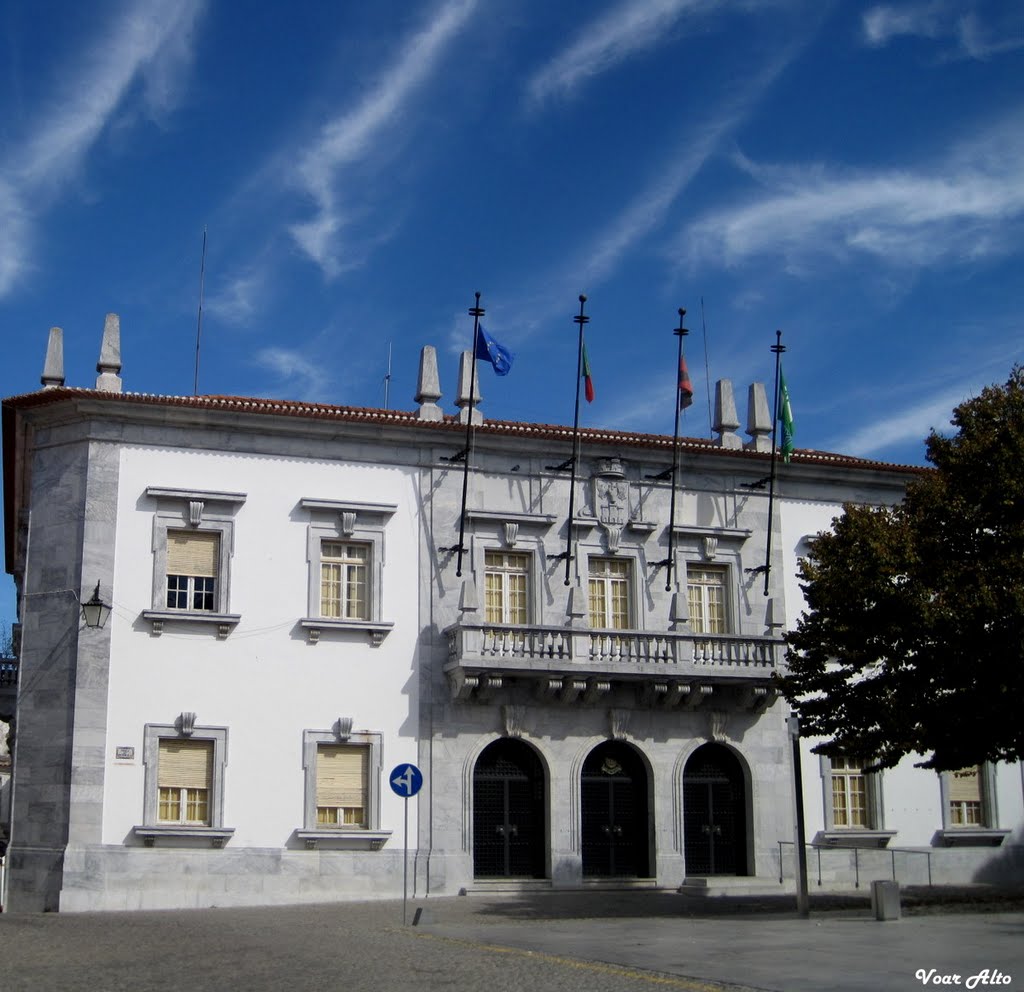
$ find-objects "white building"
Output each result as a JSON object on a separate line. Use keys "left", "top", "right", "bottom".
{"left": 1, "top": 316, "right": 1020, "bottom": 912}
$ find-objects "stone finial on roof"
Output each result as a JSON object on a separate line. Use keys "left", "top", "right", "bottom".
{"left": 745, "top": 382, "right": 772, "bottom": 453}
{"left": 415, "top": 346, "right": 443, "bottom": 421}
{"left": 95, "top": 313, "right": 122, "bottom": 393}
{"left": 41, "top": 327, "right": 65, "bottom": 389}
{"left": 713, "top": 379, "right": 742, "bottom": 449}
{"left": 455, "top": 350, "right": 482, "bottom": 425}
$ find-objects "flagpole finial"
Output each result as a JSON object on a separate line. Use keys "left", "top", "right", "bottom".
{"left": 674, "top": 308, "right": 689, "bottom": 338}
{"left": 771, "top": 329, "right": 786, "bottom": 355}
{"left": 579, "top": 293, "right": 587, "bottom": 304}
{"left": 469, "top": 292, "right": 485, "bottom": 319}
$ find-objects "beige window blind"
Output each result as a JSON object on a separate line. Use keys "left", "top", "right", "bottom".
{"left": 949, "top": 766, "right": 982, "bottom": 803}
{"left": 167, "top": 531, "right": 219, "bottom": 577}
{"left": 158, "top": 739, "right": 213, "bottom": 790}
{"left": 316, "top": 745, "right": 368, "bottom": 808}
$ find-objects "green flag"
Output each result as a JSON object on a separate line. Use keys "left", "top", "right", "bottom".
{"left": 778, "top": 366, "right": 795, "bottom": 462}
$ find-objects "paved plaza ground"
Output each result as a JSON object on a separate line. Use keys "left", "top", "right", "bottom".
{"left": 2, "top": 887, "right": 1023, "bottom": 992}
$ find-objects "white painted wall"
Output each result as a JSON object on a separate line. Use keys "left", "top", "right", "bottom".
{"left": 102, "top": 445, "right": 421, "bottom": 848}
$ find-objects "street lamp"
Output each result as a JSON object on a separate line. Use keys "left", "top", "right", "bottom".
{"left": 80, "top": 582, "right": 112, "bottom": 630}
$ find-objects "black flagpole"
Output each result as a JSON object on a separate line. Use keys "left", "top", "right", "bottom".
{"left": 763, "top": 330, "right": 786, "bottom": 596}
{"left": 455, "top": 292, "right": 485, "bottom": 577}
{"left": 665, "top": 308, "right": 689, "bottom": 591}
{"left": 562, "top": 294, "right": 589, "bottom": 587}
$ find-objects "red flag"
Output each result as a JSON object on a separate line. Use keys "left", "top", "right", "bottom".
{"left": 678, "top": 351, "right": 694, "bottom": 409}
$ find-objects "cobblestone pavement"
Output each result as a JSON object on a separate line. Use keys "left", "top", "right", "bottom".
{"left": 2, "top": 890, "right": 1023, "bottom": 992}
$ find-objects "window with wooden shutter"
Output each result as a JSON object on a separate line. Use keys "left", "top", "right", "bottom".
{"left": 484, "top": 551, "right": 529, "bottom": 625}
{"left": 830, "top": 756, "right": 868, "bottom": 828}
{"left": 949, "top": 766, "right": 984, "bottom": 826}
{"left": 316, "top": 745, "right": 368, "bottom": 827}
{"left": 158, "top": 739, "right": 213, "bottom": 824}
{"left": 166, "top": 531, "right": 219, "bottom": 611}
{"left": 588, "top": 558, "right": 631, "bottom": 629}
{"left": 687, "top": 566, "right": 728, "bottom": 634}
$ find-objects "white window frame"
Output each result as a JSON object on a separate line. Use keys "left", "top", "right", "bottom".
{"left": 816, "top": 755, "right": 894, "bottom": 847}
{"left": 319, "top": 540, "right": 371, "bottom": 621}
{"left": 686, "top": 563, "right": 730, "bottom": 634}
{"left": 483, "top": 549, "right": 531, "bottom": 626}
{"left": 300, "top": 499, "right": 396, "bottom": 645}
{"left": 142, "top": 487, "right": 246, "bottom": 637}
{"left": 296, "top": 727, "right": 391, "bottom": 850}
{"left": 936, "top": 764, "right": 1008, "bottom": 846}
{"left": 587, "top": 555, "right": 634, "bottom": 630}
{"left": 134, "top": 721, "right": 233, "bottom": 848}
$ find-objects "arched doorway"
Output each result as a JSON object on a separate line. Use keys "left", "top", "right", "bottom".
{"left": 472, "top": 738, "right": 546, "bottom": 878}
{"left": 581, "top": 740, "right": 651, "bottom": 877}
{"left": 683, "top": 743, "right": 748, "bottom": 876}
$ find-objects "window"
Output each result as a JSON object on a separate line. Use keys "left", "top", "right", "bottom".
{"left": 143, "top": 487, "right": 246, "bottom": 636}
{"left": 134, "top": 721, "right": 233, "bottom": 847}
{"left": 158, "top": 739, "right": 212, "bottom": 824}
{"left": 687, "top": 566, "right": 727, "bottom": 634}
{"left": 298, "top": 727, "right": 391, "bottom": 849}
{"left": 830, "top": 756, "right": 868, "bottom": 828}
{"left": 936, "top": 764, "right": 1007, "bottom": 845}
{"left": 316, "top": 745, "right": 368, "bottom": 827}
{"left": 320, "top": 541, "right": 369, "bottom": 620}
{"left": 948, "top": 766, "right": 984, "bottom": 826}
{"left": 816, "top": 755, "right": 893, "bottom": 845}
{"left": 588, "top": 557, "right": 631, "bottom": 629}
{"left": 166, "top": 531, "right": 218, "bottom": 612}
{"left": 301, "top": 499, "right": 396, "bottom": 644}
{"left": 484, "top": 550, "right": 529, "bottom": 625}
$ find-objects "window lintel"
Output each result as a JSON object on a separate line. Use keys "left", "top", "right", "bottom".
{"left": 146, "top": 486, "right": 247, "bottom": 505}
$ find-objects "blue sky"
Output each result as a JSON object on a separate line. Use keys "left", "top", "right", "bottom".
{"left": 2, "top": 0, "right": 1023, "bottom": 629}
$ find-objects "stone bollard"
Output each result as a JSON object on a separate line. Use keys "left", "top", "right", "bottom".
{"left": 871, "top": 879, "right": 901, "bottom": 921}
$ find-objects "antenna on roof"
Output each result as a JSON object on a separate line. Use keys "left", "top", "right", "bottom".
{"left": 383, "top": 342, "right": 392, "bottom": 410}
{"left": 701, "top": 295, "right": 713, "bottom": 439}
{"left": 193, "top": 227, "right": 207, "bottom": 396}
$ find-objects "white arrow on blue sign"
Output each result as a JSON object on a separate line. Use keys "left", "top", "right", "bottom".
{"left": 389, "top": 763, "right": 423, "bottom": 798}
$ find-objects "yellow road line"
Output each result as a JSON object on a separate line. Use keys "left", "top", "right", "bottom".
{"left": 401, "top": 929, "right": 749, "bottom": 991}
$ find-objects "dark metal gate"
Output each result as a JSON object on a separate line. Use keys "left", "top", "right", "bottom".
{"left": 683, "top": 743, "right": 747, "bottom": 876}
{"left": 581, "top": 741, "right": 650, "bottom": 877}
{"left": 473, "top": 738, "right": 545, "bottom": 878}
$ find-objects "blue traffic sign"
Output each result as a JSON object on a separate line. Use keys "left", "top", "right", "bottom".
{"left": 389, "top": 763, "right": 423, "bottom": 798}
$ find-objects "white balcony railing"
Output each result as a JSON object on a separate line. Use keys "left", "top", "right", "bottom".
{"left": 446, "top": 622, "right": 779, "bottom": 676}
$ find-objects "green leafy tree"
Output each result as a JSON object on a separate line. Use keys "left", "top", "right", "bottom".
{"left": 779, "top": 367, "right": 1024, "bottom": 771}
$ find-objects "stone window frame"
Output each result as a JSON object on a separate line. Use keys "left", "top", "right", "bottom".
{"left": 296, "top": 726, "right": 392, "bottom": 850}
{"left": 935, "top": 763, "right": 1009, "bottom": 846}
{"left": 815, "top": 754, "right": 895, "bottom": 848}
{"left": 133, "top": 719, "right": 234, "bottom": 848}
{"left": 141, "top": 487, "right": 246, "bottom": 638}
{"left": 468, "top": 529, "right": 547, "bottom": 629}
{"left": 299, "top": 498, "right": 397, "bottom": 645}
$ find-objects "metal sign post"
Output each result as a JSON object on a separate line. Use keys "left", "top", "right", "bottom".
{"left": 389, "top": 763, "right": 423, "bottom": 925}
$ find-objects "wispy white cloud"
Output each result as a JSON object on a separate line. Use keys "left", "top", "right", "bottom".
{"left": 679, "top": 112, "right": 1024, "bottom": 274}
{"left": 828, "top": 392, "right": 960, "bottom": 459}
{"left": 289, "top": 0, "right": 477, "bottom": 277}
{"left": 0, "top": 0, "right": 206, "bottom": 298}
{"left": 566, "top": 29, "right": 813, "bottom": 288}
{"left": 527, "top": 0, "right": 716, "bottom": 106}
{"left": 206, "top": 270, "right": 265, "bottom": 326}
{"left": 862, "top": 2, "right": 1024, "bottom": 60}
{"left": 252, "top": 347, "right": 332, "bottom": 402}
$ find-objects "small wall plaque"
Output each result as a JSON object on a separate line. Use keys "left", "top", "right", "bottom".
{"left": 115, "top": 746, "right": 135, "bottom": 760}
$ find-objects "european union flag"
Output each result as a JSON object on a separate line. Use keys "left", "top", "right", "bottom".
{"left": 475, "top": 324, "right": 514, "bottom": 376}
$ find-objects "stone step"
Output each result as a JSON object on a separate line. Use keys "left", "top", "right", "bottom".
{"left": 679, "top": 876, "right": 791, "bottom": 897}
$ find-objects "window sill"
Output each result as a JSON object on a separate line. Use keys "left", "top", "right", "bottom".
{"left": 133, "top": 825, "right": 235, "bottom": 848}
{"left": 935, "top": 828, "right": 1009, "bottom": 848}
{"left": 295, "top": 829, "right": 392, "bottom": 850}
{"left": 142, "top": 610, "right": 241, "bottom": 638}
{"left": 814, "top": 830, "right": 896, "bottom": 849}
{"left": 300, "top": 618, "right": 394, "bottom": 646}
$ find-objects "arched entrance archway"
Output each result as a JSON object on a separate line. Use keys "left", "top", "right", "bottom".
{"left": 581, "top": 740, "right": 651, "bottom": 877}
{"left": 683, "top": 742, "right": 748, "bottom": 875}
{"left": 472, "top": 738, "right": 546, "bottom": 878}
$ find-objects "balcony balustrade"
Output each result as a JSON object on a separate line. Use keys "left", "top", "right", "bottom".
{"left": 443, "top": 621, "right": 781, "bottom": 707}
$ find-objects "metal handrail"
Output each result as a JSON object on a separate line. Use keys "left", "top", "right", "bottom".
{"left": 777, "top": 840, "right": 933, "bottom": 888}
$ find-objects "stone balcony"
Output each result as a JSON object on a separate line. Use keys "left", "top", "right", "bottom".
{"left": 443, "top": 622, "right": 782, "bottom": 710}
